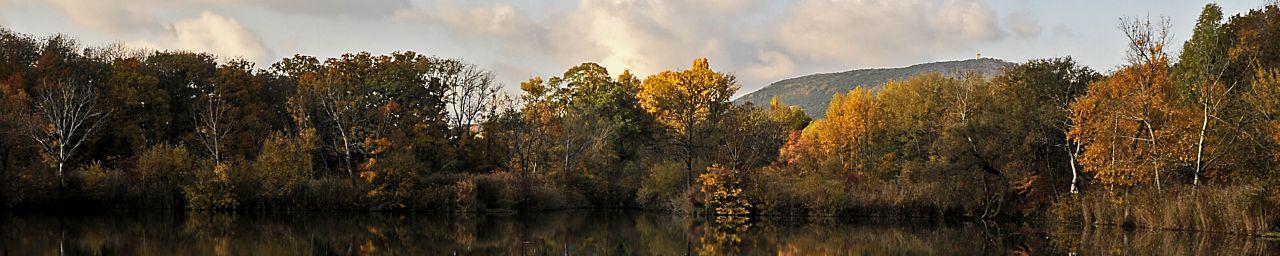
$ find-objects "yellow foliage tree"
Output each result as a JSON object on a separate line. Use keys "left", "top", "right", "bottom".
{"left": 797, "top": 88, "right": 879, "bottom": 176}
{"left": 638, "top": 58, "right": 738, "bottom": 188}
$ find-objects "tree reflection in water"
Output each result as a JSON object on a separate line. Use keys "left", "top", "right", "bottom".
{"left": 0, "top": 211, "right": 1275, "bottom": 255}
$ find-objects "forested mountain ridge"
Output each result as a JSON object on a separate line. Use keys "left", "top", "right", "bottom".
{"left": 736, "top": 58, "right": 1012, "bottom": 117}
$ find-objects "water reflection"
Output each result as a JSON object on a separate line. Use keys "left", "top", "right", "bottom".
{"left": 0, "top": 211, "right": 1274, "bottom": 255}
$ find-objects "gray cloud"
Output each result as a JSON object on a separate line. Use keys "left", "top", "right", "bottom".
{"left": 775, "top": 0, "right": 1006, "bottom": 68}
{"left": 1053, "top": 24, "right": 1075, "bottom": 38}
{"left": 1005, "top": 12, "right": 1042, "bottom": 39}
{"left": 19, "top": 0, "right": 1030, "bottom": 94}
{"left": 392, "top": 1, "right": 546, "bottom": 44}
{"left": 41, "top": 0, "right": 409, "bottom": 33}
{"left": 394, "top": 0, "right": 1018, "bottom": 92}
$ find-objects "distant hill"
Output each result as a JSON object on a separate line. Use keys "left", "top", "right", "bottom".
{"left": 736, "top": 58, "right": 1013, "bottom": 118}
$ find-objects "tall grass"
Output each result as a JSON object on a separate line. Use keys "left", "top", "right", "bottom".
{"left": 1055, "top": 185, "right": 1278, "bottom": 235}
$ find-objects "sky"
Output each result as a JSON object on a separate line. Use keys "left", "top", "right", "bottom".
{"left": 0, "top": 0, "right": 1267, "bottom": 97}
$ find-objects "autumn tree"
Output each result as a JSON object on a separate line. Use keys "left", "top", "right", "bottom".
{"left": 101, "top": 57, "right": 167, "bottom": 157}
{"left": 279, "top": 54, "right": 375, "bottom": 179}
{"left": 146, "top": 52, "right": 218, "bottom": 143}
{"left": 1071, "top": 17, "right": 1179, "bottom": 190}
{"left": 505, "top": 63, "right": 654, "bottom": 204}
{"left": 1246, "top": 68, "right": 1280, "bottom": 185}
{"left": 638, "top": 58, "right": 738, "bottom": 188}
{"left": 713, "top": 101, "right": 805, "bottom": 171}
{"left": 0, "top": 28, "right": 40, "bottom": 193}
{"left": 790, "top": 88, "right": 879, "bottom": 178}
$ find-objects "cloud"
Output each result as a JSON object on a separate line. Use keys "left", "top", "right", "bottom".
{"left": 744, "top": 50, "right": 796, "bottom": 80}
{"left": 1005, "top": 12, "right": 1042, "bottom": 39}
{"left": 40, "top": 0, "right": 408, "bottom": 33}
{"left": 392, "top": 0, "right": 1020, "bottom": 91}
{"left": 244, "top": 0, "right": 410, "bottom": 19}
{"left": 1052, "top": 24, "right": 1075, "bottom": 38}
{"left": 25, "top": 0, "right": 1033, "bottom": 94}
{"left": 399, "top": 0, "right": 752, "bottom": 77}
{"left": 537, "top": 0, "right": 759, "bottom": 77}
{"left": 45, "top": 0, "right": 164, "bottom": 33}
{"left": 392, "top": 1, "right": 541, "bottom": 39}
{"left": 775, "top": 0, "right": 1005, "bottom": 67}
{"left": 139, "top": 11, "right": 269, "bottom": 62}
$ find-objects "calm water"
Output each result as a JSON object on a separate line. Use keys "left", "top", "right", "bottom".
{"left": 1, "top": 210, "right": 1275, "bottom": 255}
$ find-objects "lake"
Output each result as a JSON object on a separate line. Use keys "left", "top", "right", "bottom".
{"left": 1, "top": 210, "right": 1275, "bottom": 255}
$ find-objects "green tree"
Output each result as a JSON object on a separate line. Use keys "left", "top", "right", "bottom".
{"left": 1173, "top": 4, "right": 1248, "bottom": 185}
{"left": 990, "top": 58, "right": 1099, "bottom": 194}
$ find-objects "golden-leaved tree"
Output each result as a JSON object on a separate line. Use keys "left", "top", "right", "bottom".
{"left": 638, "top": 58, "right": 738, "bottom": 188}
{"left": 795, "top": 88, "right": 880, "bottom": 177}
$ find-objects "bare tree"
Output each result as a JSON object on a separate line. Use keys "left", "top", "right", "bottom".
{"left": 316, "top": 76, "right": 363, "bottom": 179}
{"left": 29, "top": 81, "right": 111, "bottom": 184}
{"left": 438, "top": 59, "right": 500, "bottom": 139}
{"left": 193, "top": 86, "right": 235, "bottom": 166}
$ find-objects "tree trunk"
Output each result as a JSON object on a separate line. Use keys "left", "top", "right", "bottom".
{"left": 1145, "top": 120, "right": 1161, "bottom": 191}
{"left": 1194, "top": 102, "right": 1208, "bottom": 186}
{"left": 684, "top": 127, "right": 694, "bottom": 190}
{"left": 57, "top": 161, "right": 65, "bottom": 186}
{"left": 58, "top": 143, "right": 66, "bottom": 186}
{"left": 341, "top": 133, "right": 353, "bottom": 179}
{"left": 1066, "top": 143, "right": 1081, "bottom": 194}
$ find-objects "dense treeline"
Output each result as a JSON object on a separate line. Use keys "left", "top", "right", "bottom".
{"left": 1, "top": 3, "right": 1278, "bottom": 235}
{"left": 761, "top": 3, "right": 1280, "bottom": 234}
{"left": 0, "top": 28, "right": 807, "bottom": 212}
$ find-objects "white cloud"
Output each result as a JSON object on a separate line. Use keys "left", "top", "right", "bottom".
{"left": 775, "top": 0, "right": 1005, "bottom": 67}
{"left": 539, "top": 0, "right": 749, "bottom": 76}
{"left": 140, "top": 11, "right": 269, "bottom": 62}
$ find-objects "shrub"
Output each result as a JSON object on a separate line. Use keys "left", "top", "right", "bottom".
{"left": 471, "top": 172, "right": 516, "bottom": 211}
{"left": 697, "top": 165, "right": 750, "bottom": 216}
{"left": 79, "top": 162, "right": 125, "bottom": 204}
{"left": 744, "top": 166, "right": 805, "bottom": 215}
{"left": 183, "top": 163, "right": 240, "bottom": 210}
{"left": 296, "top": 177, "right": 368, "bottom": 210}
{"left": 361, "top": 150, "right": 424, "bottom": 210}
{"left": 638, "top": 161, "right": 693, "bottom": 211}
{"left": 251, "top": 130, "right": 316, "bottom": 206}
{"left": 134, "top": 144, "right": 197, "bottom": 208}
{"left": 454, "top": 179, "right": 477, "bottom": 212}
